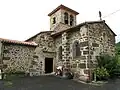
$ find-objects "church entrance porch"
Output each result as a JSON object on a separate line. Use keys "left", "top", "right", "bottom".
{"left": 45, "top": 58, "right": 53, "bottom": 74}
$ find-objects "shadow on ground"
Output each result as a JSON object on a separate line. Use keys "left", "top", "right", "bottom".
{"left": 0, "top": 75, "right": 120, "bottom": 90}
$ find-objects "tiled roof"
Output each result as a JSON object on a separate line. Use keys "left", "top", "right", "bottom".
{"left": 25, "top": 20, "right": 116, "bottom": 41}
{"left": 0, "top": 38, "right": 37, "bottom": 46}
{"left": 48, "top": 4, "right": 79, "bottom": 16}
{"left": 51, "top": 20, "right": 117, "bottom": 36}
{"left": 25, "top": 31, "right": 53, "bottom": 41}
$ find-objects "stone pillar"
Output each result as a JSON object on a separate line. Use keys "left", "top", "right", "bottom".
{"left": 62, "top": 32, "right": 70, "bottom": 70}
{"left": 84, "top": 23, "right": 92, "bottom": 82}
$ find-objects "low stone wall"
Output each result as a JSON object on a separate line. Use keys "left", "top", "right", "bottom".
{"left": 2, "top": 43, "right": 35, "bottom": 74}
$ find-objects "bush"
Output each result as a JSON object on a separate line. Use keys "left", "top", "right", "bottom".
{"left": 95, "top": 54, "right": 120, "bottom": 80}
{"left": 94, "top": 67, "right": 109, "bottom": 80}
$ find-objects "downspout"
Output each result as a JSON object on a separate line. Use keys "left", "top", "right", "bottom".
{"left": 86, "top": 22, "right": 91, "bottom": 82}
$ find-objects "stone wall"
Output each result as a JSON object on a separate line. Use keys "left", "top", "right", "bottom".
{"left": 50, "top": 10, "right": 62, "bottom": 31}
{"left": 2, "top": 43, "right": 35, "bottom": 74}
{"left": 67, "top": 26, "right": 89, "bottom": 81}
{"left": 27, "top": 31, "right": 56, "bottom": 75}
{"left": 61, "top": 32, "right": 70, "bottom": 69}
{"left": 54, "top": 25, "right": 89, "bottom": 81}
{"left": 54, "top": 35, "right": 62, "bottom": 66}
{"left": 87, "top": 23, "right": 115, "bottom": 68}
{"left": 54, "top": 22, "right": 115, "bottom": 81}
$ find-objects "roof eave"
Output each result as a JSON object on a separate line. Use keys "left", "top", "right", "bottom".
{"left": 51, "top": 20, "right": 117, "bottom": 37}
{"left": 48, "top": 4, "right": 79, "bottom": 16}
{"left": 2, "top": 41, "right": 38, "bottom": 47}
{"left": 25, "top": 31, "right": 53, "bottom": 41}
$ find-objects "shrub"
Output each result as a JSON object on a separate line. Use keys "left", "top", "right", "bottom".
{"left": 94, "top": 67, "right": 109, "bottom": 80}
{"left": 95, "top": 54, "right": 120, "bottom": 80}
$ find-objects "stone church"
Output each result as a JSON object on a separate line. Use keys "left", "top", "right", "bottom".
{"left": 0, "top": 5, "right": 116, "bottom": 81}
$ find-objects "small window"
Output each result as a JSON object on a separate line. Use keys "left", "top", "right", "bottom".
{"left": 73, "top": 41, "right": 80, "bottom": 58}
{"left": 70, "top": 15, "right": 74, "bottom": 26}
{"left": 64, "top": 12, "right": 68, "bottom": 24}
{"left": 53, "top": 17, "right": 56, "bottom": 24}
{"left": 58, "top": 46, "right": 62, "bottom": 60}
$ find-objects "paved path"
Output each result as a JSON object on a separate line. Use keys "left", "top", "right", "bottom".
{"left": 0, "top": 75, "right": 120, "bottom": 90}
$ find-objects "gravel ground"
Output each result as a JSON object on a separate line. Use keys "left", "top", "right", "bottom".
{"left": 0, "top": 75, "right": 120, "bottom": 90}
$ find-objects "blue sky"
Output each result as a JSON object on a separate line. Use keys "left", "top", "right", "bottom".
{"left": 0, "top": 0, "right": 120, "bottom": 42}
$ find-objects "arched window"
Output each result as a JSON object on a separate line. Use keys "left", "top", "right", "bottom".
{"left": 53, "top": 17, "right": 56, "bottom": 24}
{"left": 58, "top": 46, "right": 62, "bottom": 60}
{"left": 64, "top": 12, "right": 68, "bottom": 24}
{"left": 73, "top": 41, "right": 80, "bottom": 58}
{"left": 70, "top": 15, "right": 74, "bottom": 26}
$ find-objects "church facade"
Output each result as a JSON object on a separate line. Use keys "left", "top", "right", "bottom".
{"left": 0, "top": 5, "right": 116, "bottom": 81}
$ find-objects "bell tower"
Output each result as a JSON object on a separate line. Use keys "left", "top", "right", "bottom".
{"left": 48, "top": 4, "right": 79, "bottom": 32}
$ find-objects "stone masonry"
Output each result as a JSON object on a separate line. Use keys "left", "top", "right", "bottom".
{"left": 2, "top": 43, "right": 35, "bottom": 74}
{"left": 26, "top": 31, "right": 56, "bottom": 76}
{"left": 0, "top": 5, "right": 116, "bottom": 82}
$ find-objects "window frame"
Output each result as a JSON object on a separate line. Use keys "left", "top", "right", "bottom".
{"left": 53, "top": 17, "right": 56, "bottom": 24}
{"left": 58, "top": 46, "right": 62, "bottom": 60}
{"left": 72, "top": 41, "right": 80, "bottom": 58}
{"left": 64, "top": 12, "right": 69, "bottom": 24}
{"left": 70, "top": 15, "right": 74, "bottom": 26}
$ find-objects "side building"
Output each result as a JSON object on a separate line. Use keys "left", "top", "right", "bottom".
{"left": 0, "top": 39, "right": 37, "bottom": 74}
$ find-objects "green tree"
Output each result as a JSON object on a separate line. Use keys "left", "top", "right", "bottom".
{"left": 95, "top": 54, "right": 120, "bottom": 80}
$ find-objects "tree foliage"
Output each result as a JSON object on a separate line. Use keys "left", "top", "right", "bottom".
{"left": 96, "top": 54, "right": 120, "bottom": 78}
{"left": 94, "top": 42, "right": 120, "bottom": 81}
{"left": 95, "top": 67, "right": 109, "bottom": 80}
